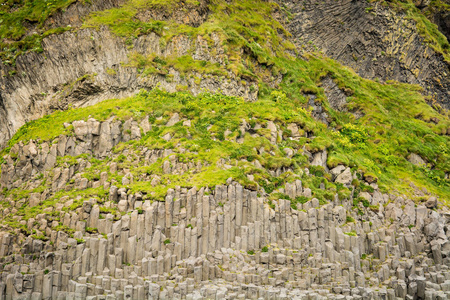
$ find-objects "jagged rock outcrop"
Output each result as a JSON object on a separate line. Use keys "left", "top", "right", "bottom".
{"left": 38, "top": 0, "right": 124, "bottom": 31}
{"left": 432, "top": 10, "right": 450, "bottom": 41}
{"left": 0, "top": 27, "right": 256, "bottom": 148}
{"left": 417, "top": 0, "right": 450, "bottom": 41}
{"left": 1, "top": 181, "right": 448, "bottom": 299}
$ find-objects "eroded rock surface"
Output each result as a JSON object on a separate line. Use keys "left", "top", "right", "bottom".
{"left": 283, "top": 0, "right": 450, "bottom": 109}
{"left": 0, "top": 29, "right": 256, "bottom": 148}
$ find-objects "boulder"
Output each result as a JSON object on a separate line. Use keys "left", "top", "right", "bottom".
{"left": 408, "top": 153, "right": 426, "bottom": 167}
{"left": 330, "top": 165, "right": 346, "bottom": 177}
{"left": 335, "top": 168, "right": 352, "bottom": 185}
{"left": 425, "top": 197, "right": 437, "bottom": 209}
{"left": 311, "top": 150, "right": 328, "bottom": 169}
{"left": 73, "top": 120, "right": 89, "bottom": 137}
{"left": 140, "top": 116, "right": 151, "bottom": 134}
{"left": 166, "top": 113, "right": 180, "bottom": 126}
{"left": 287, "top": 123, "right": 301, "bottom": 139}
{"left": 151, "top": 175, "right": 161, "bottom": 187}
{"left": 118, "top": 200, "right": 128, "bottom": 213}
{"left": 364, "top": 173, "right": 377, "bottom": 183}
{"left": 267, "top": 121, "right": 278, "bottom": 144}
{"left": 29, "top": 193, "right": 41, "bottom": 207}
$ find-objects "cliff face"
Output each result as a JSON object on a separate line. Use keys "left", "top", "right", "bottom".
{"left": 0, "top": 0, "right": 449, "bottom": 299}
{"left": 0, "top": 0, "right": 449, "bottom": 149}
{"left": 433, "top": 10, "right": 450, "bottom": 40}
{"left": 0, "top": 29, "right": 255, "bottom": 148}
{"left": 0, "top": 0, "right": 254, "bottom": 149}
{"left": 283, "top": 0, "right": 450, "bottom": 108}
{"left": 0, "top": 93, "right": 448, "bottom": 299}
{"left": 419, "top": 0, "right": 450, "bottom": 41}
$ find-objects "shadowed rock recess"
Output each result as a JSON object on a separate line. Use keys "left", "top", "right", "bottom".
{"left": 0, "top": 0, "right": 449, "bottom": 299}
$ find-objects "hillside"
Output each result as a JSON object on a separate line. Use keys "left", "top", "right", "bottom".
{"left": 0, "top": 0, "right": 449, "bottom": 299}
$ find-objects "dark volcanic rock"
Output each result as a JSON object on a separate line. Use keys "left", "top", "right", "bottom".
{"left": 282, "top": 0, "right": 450, "bottom": 109}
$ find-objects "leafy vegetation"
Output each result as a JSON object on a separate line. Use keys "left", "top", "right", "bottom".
{"left": 0, "top": 0, "right": 74, "bottom": 40}
{"left": 1, "top": 63, "right": 448, "bottom": 226}
{"left": 344, "top": 230, "right": 357, "bottom": 236}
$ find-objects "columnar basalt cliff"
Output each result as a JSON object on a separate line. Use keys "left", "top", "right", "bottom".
{"left": 0, "top": 116, "right": 449, "bottom": 299}
{"left": 0, "top": 28, "right": 256, "bottom": 148}
{"left": 282, "top": 0, "right": 450, "bottom": 108}
{"left": 0, "top": 0, "right": 449, "bottom": 299}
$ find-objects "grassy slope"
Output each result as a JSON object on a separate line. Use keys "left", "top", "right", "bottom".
{"left": 0, "top": 0, "right": 448, "bottom": 230}
{"left": 1, "top": 62, "right": 449, "bottom": 233}
{"left": 2, "top": 54, "right": 449, "bottom": 200}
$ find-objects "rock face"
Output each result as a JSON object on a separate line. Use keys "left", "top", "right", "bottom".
{"left": 419, "top": 0, "right": 450, "bottom": 41}
{"left": 433, "top": 10, "right": 450, "bottom": 41}
{"left": 0, "top": 28, "right": 257, "bottom": 149}
{"left": 283, "top": 0, "right": 450, "bottom": 109}
{"left": 335, "top": 168, "right": 352, "bottom": 185}
{"left": 0, "top": 116, "right": 449, "bottom": 299}
{"left": 322, "top": 77, "right": 347, "bottom": 113}
{"left": 408, "top": 153, "right": 427, "bottom": 166}
{"left": 0, "top": 0, "right": 449, "bottom": 150}
{"left": 0, "top": 1, "right": 449, "bottom": 299}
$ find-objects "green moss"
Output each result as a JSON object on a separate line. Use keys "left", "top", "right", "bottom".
{"left": 54, "top": 224, "right": 75, "bottom": 236}
{"left": 129, "top": 54, "right": 229, "bottom": 78}
{"left": 82, "top": 0, "right": 293, "bottom": 80}
{"left": 86, "top": 227, "right": 98, "bottom": 234}
{"left": 3, "top": 59, "right": 449, "bottom": 205}
{"left": 0, "top": 3, "right": 73, "bottom": 66}
{"left": 106, "top": 68, "right": 117, "bottom": 76}
{"left": 0, "top": 0, "right": 74, "bottom": 39}
{"left": 30, "top": 234, "right": 49, "bottom": 241}
{"left": 83, "top": 8, "right": 164, "bottom": 38}
{"left": 369, "top": 205, "right": 380, "bottom": 213}
{"left": 1, "top": 26, "right": 73, "bottom": 66}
